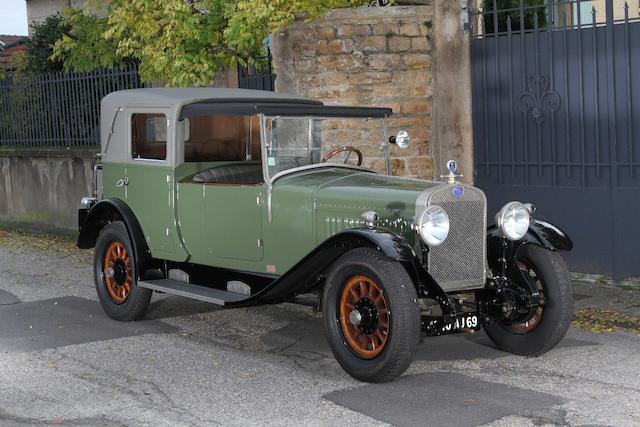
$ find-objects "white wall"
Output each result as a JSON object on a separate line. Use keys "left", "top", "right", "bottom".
{"left": 26, "top": 0, "right": 90, "bottom": 31}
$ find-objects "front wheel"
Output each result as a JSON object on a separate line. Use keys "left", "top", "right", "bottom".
{"left": 322, "top": 248, "right": 420, "bottom": 383}
{"left": 483, "top": 244, "right": 573, "bottom": 356}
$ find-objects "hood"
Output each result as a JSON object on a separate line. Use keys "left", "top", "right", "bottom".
{"left": 274, "top": 167, "right": 444, "bottom": 242}
{"left": 275, "top": 168, "right": 442, "bottom": 210}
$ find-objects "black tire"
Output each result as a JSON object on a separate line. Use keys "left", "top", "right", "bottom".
{"left": 94, "top": 221, "right": 152, "bottom": 321}
{"left": 322, "top": 248, "right": 421, "bottom": 383}
{"left": 483, "top": 244, "right": 573, "bottom": 356}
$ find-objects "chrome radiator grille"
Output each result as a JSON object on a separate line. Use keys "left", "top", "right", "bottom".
{"left": 426, "top": 185, "right": 487, "bottom": 292}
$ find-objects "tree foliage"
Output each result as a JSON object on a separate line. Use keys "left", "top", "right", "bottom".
{"left": 52, "top": 0, "right": 369, "bottom": 87}
{"left": 23, "top": 15, "right": 67, "bottom": 73}
{"left": 481, "top": 0, "right": 547, "bottom": 34}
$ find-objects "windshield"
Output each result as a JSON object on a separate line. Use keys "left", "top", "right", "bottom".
{"left": 263, "top": 116, "right": 387, "bottom": 179}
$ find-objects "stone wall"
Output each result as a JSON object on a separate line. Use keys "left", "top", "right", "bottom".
{"left": 273, "top": 3, "right": 473, "bottom": 181}
{"left": 0, "top": 150, "right": 95, "bottom": 234}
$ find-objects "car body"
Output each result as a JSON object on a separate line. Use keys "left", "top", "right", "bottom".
{"left": 78, "top": 88, "right": 574, "bottom": 382}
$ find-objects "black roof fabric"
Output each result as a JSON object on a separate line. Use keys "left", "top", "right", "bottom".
{"left": 179, "top": 102, "right": 392, "bottom": 119}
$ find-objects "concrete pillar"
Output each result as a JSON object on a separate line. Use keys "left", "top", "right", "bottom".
{"left": 432, "top": 0, "right": 474, "bottom": 183}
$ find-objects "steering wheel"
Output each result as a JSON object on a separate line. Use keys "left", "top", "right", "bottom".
{"left": 321, "top": 146, "right": 363, "bottom": 166}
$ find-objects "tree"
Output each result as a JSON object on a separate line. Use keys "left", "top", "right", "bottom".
{"left": 481, "top": 0, "right": 547, "bottom": 34}
{"left": 24, "top": 15, "right": 67, "bottom": 73}
{"left": 52, "top": 0, "right": 370, "bottom": 87}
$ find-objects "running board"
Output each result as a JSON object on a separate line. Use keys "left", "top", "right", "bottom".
{"left": 138, "top": 279, "right": 247, "bottom": 306}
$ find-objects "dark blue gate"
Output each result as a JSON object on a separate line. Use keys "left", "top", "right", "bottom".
{"left": 470, "top": 1, "right": 640, "bottom": 279}
{"left": 238, "top": 49, "right": 276, "bottom": 91}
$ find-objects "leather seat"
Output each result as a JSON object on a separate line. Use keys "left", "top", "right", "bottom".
{"left": 192, "top": 163, "right": 263, "bottom": 184}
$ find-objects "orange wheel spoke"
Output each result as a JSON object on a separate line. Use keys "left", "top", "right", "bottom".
{"left": 348, "top": 324, "right": 360, "bottom": 340}
{"left": 358, "top": 282, "right": 366, "bottom": 298}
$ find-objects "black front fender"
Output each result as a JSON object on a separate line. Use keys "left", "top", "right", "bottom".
{"left": 487, "top": 219, "right": 572, "bottom": 272}
{"left": 236, "top": 227, "right": 453, "bottom": 313}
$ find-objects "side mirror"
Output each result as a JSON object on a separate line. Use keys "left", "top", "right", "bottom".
{"left": 389, "top": 130, "right": 410, "bottom": 149}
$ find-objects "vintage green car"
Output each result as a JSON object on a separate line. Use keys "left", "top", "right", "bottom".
{"left": 78, "top": 88, "right": 574, "bottom": 382}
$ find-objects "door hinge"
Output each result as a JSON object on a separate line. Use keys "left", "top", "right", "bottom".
{"left": 257, "top": 238, "right": 263, "bottom": 247}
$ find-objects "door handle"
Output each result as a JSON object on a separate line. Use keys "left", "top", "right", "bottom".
{"left": 115, "top": 177, "right": 129, "bottom": 188}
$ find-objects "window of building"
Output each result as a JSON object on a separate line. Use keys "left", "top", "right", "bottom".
{"left": 131, "top": 114, "right": 167, "bottom": 161}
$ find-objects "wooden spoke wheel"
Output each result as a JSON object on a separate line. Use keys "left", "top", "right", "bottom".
{"left": 482, "top": 245, "right": 573, "bottom": 357}
{"left": 103, "top": 241, "right": 132, "bottom": 304}
{"left": 507, "top": 260, "right": 546, "bottom": 334}
{"left": 323, "top": 248, "right": 420, "bottom": 382}
{"left": 338, "top": 275, "right": 390, "bottom": 359}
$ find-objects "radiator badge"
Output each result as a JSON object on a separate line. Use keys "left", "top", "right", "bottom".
{"left": 452, "top": 185, "right": 464, "bottom": 198}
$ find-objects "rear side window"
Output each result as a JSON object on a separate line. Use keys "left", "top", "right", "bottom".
{"left": 131, "top": 114, "right": 167, "bottom": 160}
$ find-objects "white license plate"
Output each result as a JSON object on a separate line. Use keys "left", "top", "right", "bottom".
{"left": 443, "top": 313, "right": 480, "bottom": 332}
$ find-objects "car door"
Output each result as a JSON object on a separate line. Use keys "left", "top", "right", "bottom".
{"left": 123, "top": 108, "right": 186, "bottom": 261}
{"left": 204, "top": 183, "right": 264, "bottom": 262}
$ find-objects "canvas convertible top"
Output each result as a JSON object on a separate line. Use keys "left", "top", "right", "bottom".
{"left": 102, "top": 87, "right": 392, "bottom": 121}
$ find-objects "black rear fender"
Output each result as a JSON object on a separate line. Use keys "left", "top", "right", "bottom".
{"left": 77, "top": 199, "right": 151, "bottom": 278}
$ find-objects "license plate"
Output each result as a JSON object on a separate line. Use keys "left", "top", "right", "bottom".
{"left": 442, "top": 313, "right": 480, "bottom": 333}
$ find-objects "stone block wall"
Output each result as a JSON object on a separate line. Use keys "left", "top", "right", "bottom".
{"left": 274, "top": 6, "right": 435, "bottom": 178}
{"left": 273, "top": 3, "right": 473, "bottom": 181}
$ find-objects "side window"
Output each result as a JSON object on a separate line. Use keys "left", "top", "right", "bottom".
{"left": 184, "top": 115, "right": 260, "bottom": 162}
{"left": 131, "top": 114, "right": 167, "bottom": 160}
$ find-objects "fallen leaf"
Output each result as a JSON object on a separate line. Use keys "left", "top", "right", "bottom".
{"left": 573, "top": 307, "right": 640, "bottom": 335}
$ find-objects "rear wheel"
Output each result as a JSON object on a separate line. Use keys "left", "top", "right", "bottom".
{"left": 322, "top": 248, "right": 420, "bottom": 383}
{"left": 483, "top": 245, "right": 573, "bottom": 355}
{"left": 94, "top": 221, "right": 152, "bottom": 321}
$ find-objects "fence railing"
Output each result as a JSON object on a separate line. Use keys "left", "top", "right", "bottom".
{"left": 0, "top": 64, "right": 147, "bottom": 149}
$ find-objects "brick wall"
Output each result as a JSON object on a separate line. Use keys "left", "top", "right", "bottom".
{"left": 273, "top": 6, "right": 436, "bottom": 179}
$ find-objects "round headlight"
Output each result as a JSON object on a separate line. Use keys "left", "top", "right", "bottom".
{"left": 417, "top": 206, "right": 450, "bottom": 246}
{"left": 496, "top": 201, "right": 530, "bottom": 241}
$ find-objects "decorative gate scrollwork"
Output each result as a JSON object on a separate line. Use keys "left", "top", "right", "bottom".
{"left": 516, "top": 74, "right": 561, "bottom": 123}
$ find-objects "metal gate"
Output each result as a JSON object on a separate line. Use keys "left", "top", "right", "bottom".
{"left": 470, "top": 0, "right": 640, "bottom": 279}
{"left": 238, "top": 49, "right": 276, "bottom": 91}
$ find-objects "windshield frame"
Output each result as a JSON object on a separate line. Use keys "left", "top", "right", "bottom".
{"left": 259, "top": 114, "right": 391, "bottom": 185}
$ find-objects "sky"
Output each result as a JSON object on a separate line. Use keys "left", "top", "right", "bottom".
{"left": 0, "top": 0, "right": 28, "bottom": 36}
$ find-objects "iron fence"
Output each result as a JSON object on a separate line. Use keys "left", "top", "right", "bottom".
{"left": 0, "top": 64, "right": 146, "bottom": 149}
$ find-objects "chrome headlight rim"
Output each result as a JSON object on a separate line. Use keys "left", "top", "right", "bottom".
{"left": 417, "top": 205, "right": 450, "bottom": 246}
{"left": 496, "top": 201, "right": 531, "bottom": 241}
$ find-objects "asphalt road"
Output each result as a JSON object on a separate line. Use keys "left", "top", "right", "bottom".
{"left": 0, "top": 234, "right": 639, "bottom": 426}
